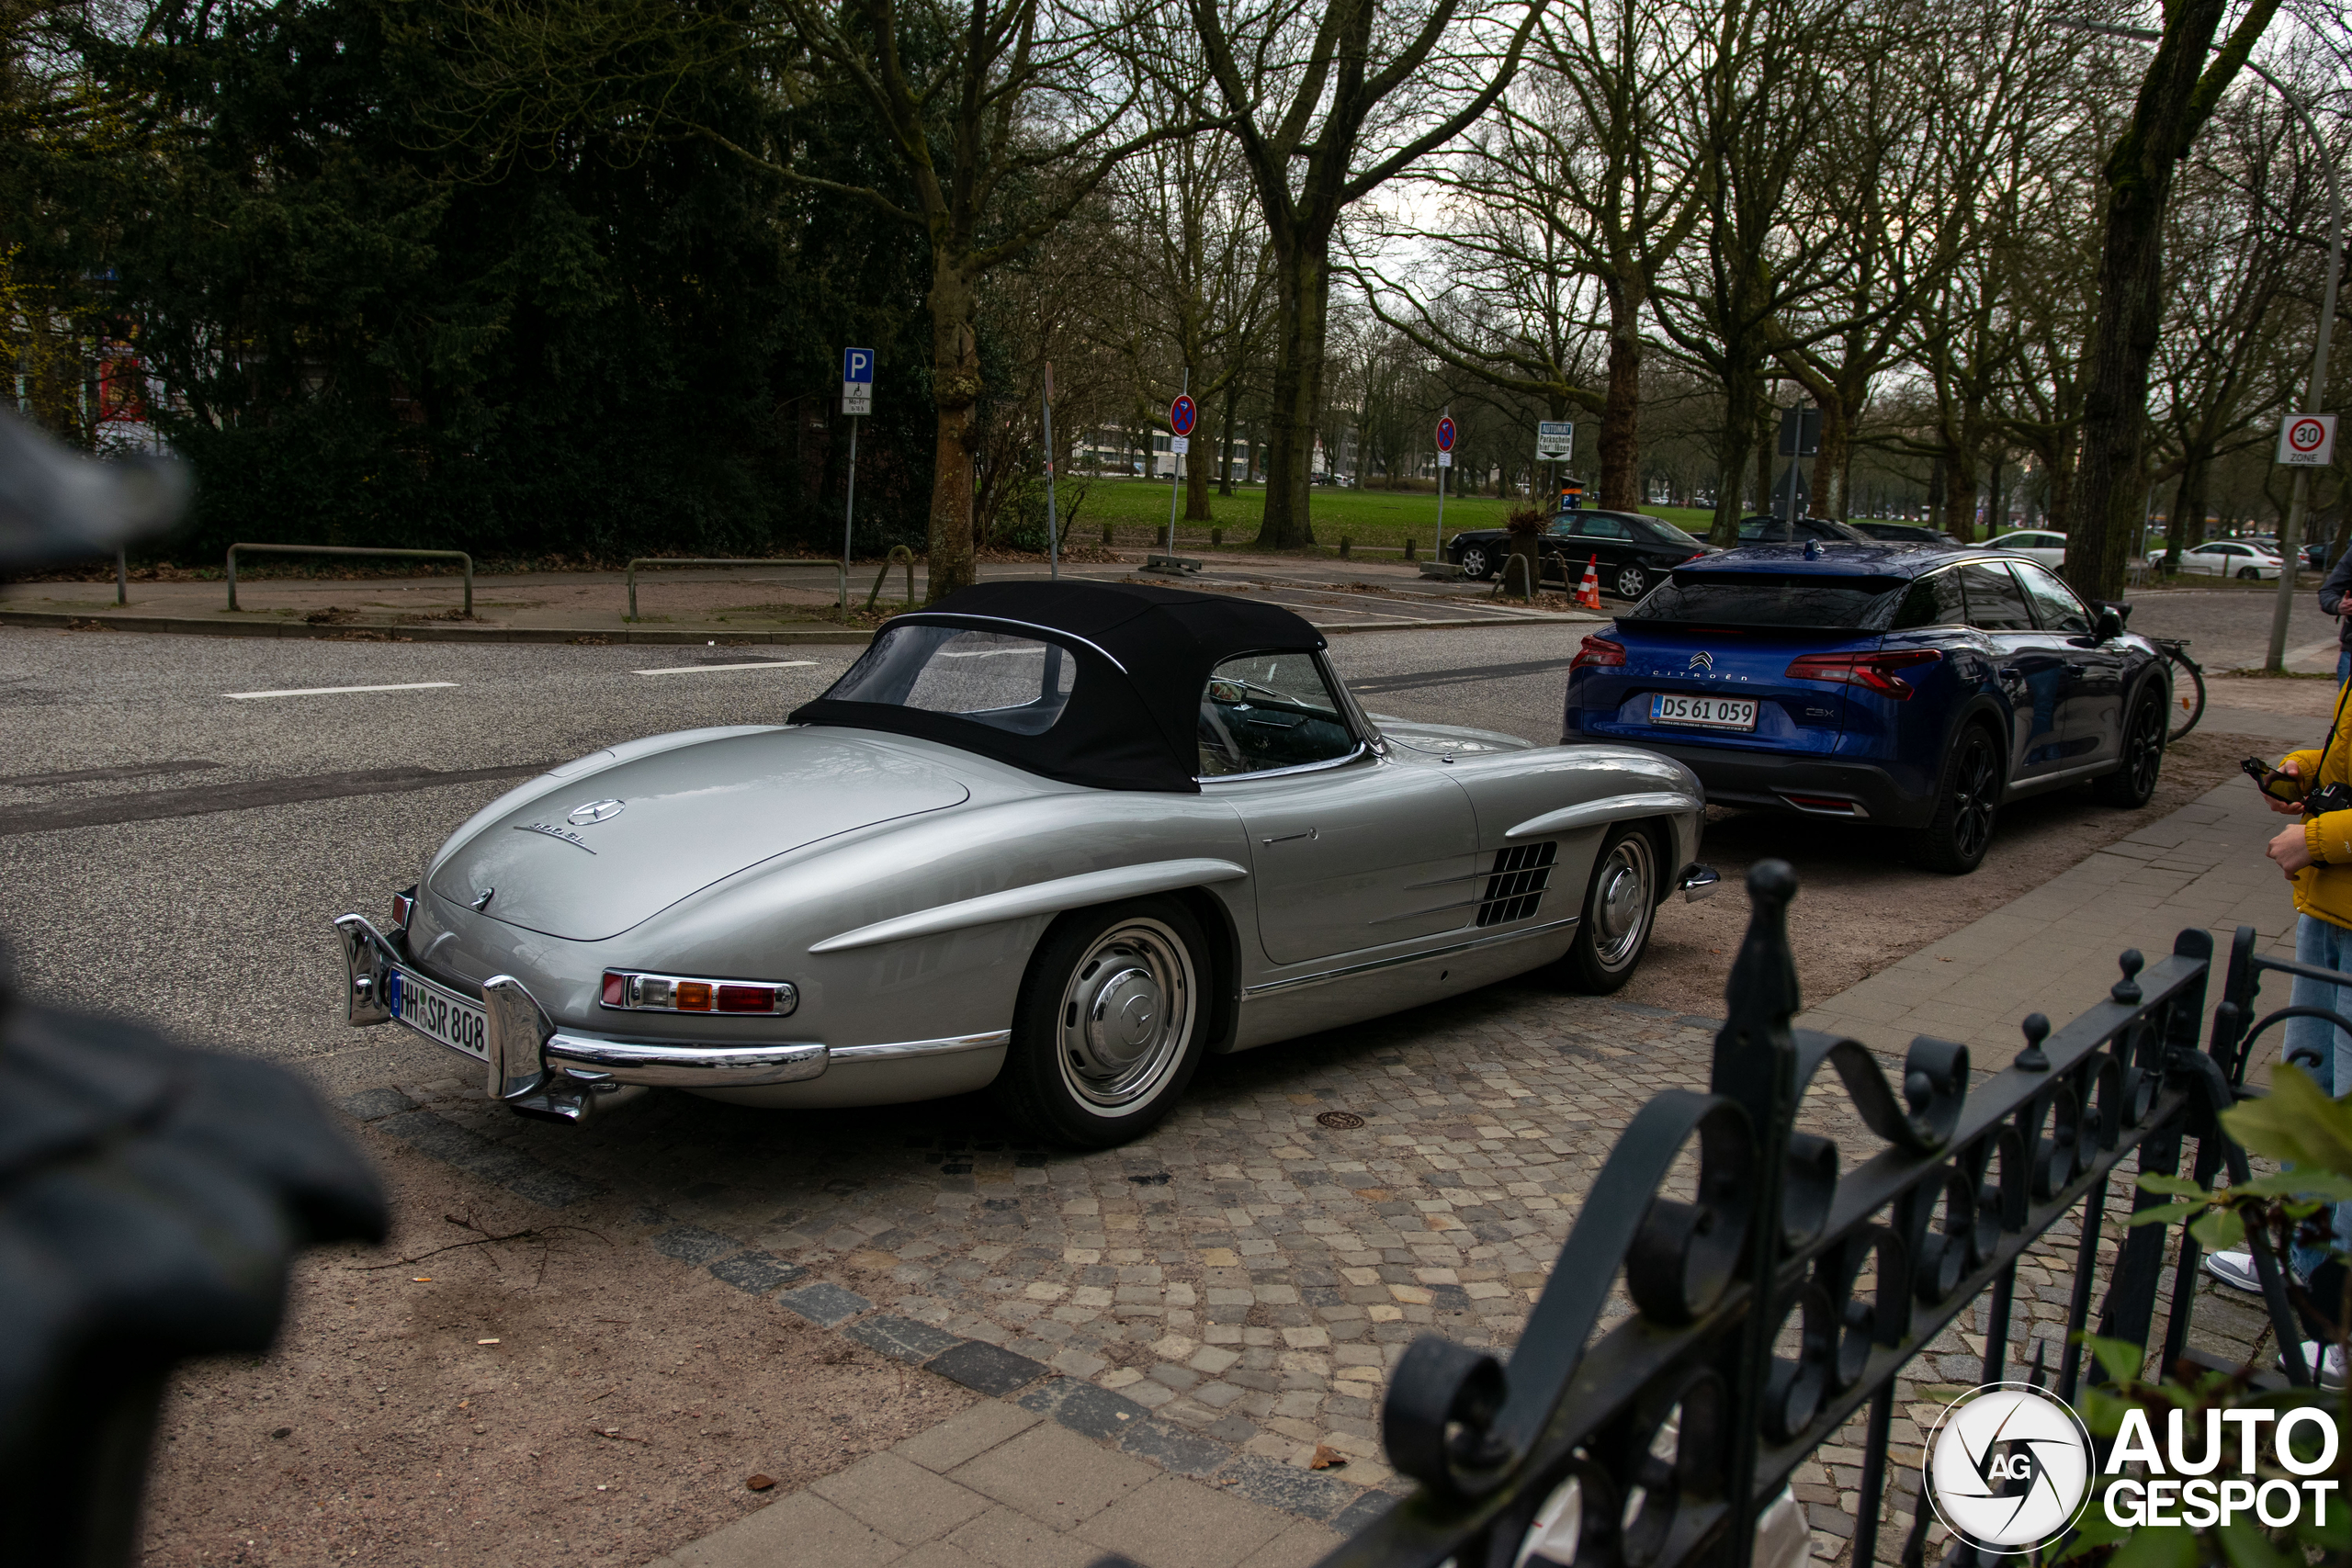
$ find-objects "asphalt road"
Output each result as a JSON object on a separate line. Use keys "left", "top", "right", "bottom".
{"left": 0, "top": 582, "right": 2308, "bottom": 1100}
{"left": 0, "top": 620, "right": 1585, "bottom": 1100}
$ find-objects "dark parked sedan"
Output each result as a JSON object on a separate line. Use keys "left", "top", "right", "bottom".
{"left": 1735, "top": 514, "right": 1876, "bottom": 545}
{"left": 1562, "top": 543, "right": 2172, "bottom": 873}
{"left": 1449, "top": 510, "right": 1713, "bottom": 600}
{"left": 1849, "top": 521, "right": 1956, "bottom": 546}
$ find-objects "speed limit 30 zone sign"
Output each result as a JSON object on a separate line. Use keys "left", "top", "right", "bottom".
{"left": 2279, "top": 414, "right": 2337, "bottom": 467}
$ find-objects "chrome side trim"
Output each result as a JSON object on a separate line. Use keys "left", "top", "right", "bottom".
{"left": 889, "top": 613, "right": 1129, "bottom": 674}
{"left": 1505, "top": 792, "right": 1699, "bottom": 839}
{"left": 1241, "top": 917, "right": 1580, "bottom": 1000}
{"left": 1196, "top": 743, "right": 1370, "bottom": 785}
{"left": 546, "top": 1033, "right": 829, "bottom": 1087}
{"left": 831, "top": 1030, "right": 1011, "bottom": 1063}
{"left": 808, "top": 858, "right": 1249, "bottom": 953}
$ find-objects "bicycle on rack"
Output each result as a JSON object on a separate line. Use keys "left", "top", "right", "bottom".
{"left": 2153, "top": 637, "right": 2206, "bottom": 741}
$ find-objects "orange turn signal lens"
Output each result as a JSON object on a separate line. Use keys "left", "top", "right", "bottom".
{"left": 674, "top": 982, "right": 714, "bottom": 1011}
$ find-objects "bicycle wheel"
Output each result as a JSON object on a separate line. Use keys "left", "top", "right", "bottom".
{"left": 2165, "top": 648, "right": 2206, "bottom": 741}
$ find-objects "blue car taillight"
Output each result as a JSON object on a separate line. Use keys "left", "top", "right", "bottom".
{"left": 1785, "top": 649, "right": 1940, "bottom": 699}
{"left": 1571, "top": 635, "right": 1627, "bottom": 672}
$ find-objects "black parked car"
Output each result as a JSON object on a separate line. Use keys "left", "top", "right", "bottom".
{"left": 1449, "top": 510, "right": 1714, "bottom": 599}
{"left": 1734, "top": 514, "right": 1877, "bottom": 545}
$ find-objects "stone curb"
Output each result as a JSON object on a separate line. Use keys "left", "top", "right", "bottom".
{"left": 0, "top": 606, "right": 1577, "bottom": 644}
{"left": 336, "top": 1087, "right": 1406, "bottom": 1529}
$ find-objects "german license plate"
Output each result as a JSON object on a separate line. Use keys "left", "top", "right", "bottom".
{"left": 388, "top": 964, "right": 490, "bottom": 1063}
{"left": 1652, "top": 694, "right": 1758, "bottom": 732}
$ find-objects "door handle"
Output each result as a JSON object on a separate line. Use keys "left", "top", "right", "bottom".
{"left": 1261, "top": 829, "right": 1317, "bottom": 846}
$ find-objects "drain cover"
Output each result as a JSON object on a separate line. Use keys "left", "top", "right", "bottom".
{"left": 1315, "top": 1111, "right": 1365, "bottom": 1131}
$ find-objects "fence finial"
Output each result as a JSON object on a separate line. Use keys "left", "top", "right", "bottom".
{"left": 1721, "top": 860, "right": 1802, "bottom": 1047}
{"left": 2111, "top": 949, "right": 2145, "bottom": 1006}
{"left": 2016, "top": 1013, "right": 2052, "bottom": 1071}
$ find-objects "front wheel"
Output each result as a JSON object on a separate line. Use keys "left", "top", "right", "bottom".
{"left": 1555, "top": 826, "right": 1658, "bottom": 994}
{"left": 2091, "top": 684, "right": 2167, "bottom": 807}
{"left": 1459, "top": 543, "right": 1494, "bottom": 580}
{"left": 1908, "top": 727, "right": 2001, "bottom": 874}
{"left": 995, "top": 898, "right": 1208, "bottom": 1147}
{"left": 1613, "top": 562, "right": 1650, "bottom": 601}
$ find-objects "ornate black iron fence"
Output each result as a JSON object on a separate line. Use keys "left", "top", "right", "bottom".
{"left": 1324, "top": 861, "right": 2317, "bottom": 1568}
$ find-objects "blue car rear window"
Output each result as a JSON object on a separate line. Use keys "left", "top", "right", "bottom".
{"left": 1629, "top": 572, "right": 1908, "bottom": 629}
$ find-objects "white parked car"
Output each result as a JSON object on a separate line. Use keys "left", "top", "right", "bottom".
{"left": 2177, "top": 540, "right": 2283, "bottom": 580}
{"left": 1989, "top": 530, "right": 2067, "bottom": 570}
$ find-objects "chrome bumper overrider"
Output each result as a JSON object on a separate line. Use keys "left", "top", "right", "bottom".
{"left": 1677, "top": 863, "right": 1721, "bottom": 903}
{"left": 333, "top": 913, "right": 1000, "bottom": 1123}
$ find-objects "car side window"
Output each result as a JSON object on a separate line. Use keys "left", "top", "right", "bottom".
{"left": 1576, "top": 515, "right": 1630, "bottom": 539}
{"left": 1888, "top": 569, "right": 1968, "bottom": 630}
{"left": 1737, "top": 519, "right": 1789, "bottom": 543}
{"left": 2013, "top": 563, "right": 2091, "bottom": 634}
{"left": 1197, "top": 652, "right": 1358, "bottom": 778}
{"left": 1959, "top": 562, "right": 2036, "bottom": 632}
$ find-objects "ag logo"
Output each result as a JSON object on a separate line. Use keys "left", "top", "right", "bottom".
{"left": 1923, "top": 1382, "right": 2093, "bottom": 1553}
{"left": 1687, "top": 651, "right": 1714, "bottom": 672}
{"left": 567, "top": 799, "right": 626, "bottom": 826}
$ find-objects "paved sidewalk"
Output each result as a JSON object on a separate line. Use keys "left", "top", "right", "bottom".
{"left": 1798, "top": 776, "right": 2301, "bottom": 1069}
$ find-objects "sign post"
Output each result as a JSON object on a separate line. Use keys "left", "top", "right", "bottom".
{"left": 1776, "top": 405, "right": 1822, "bottom": 530}
{"left": 1165, "top": 381, "right": 1195, "bottom": 555}
{"left": 841, "top": 347, "right": 874, "bottom": 610}
{"left": 1042, "top": 362, "right": 1060, "bottom": 581}
{"left": 1435, "top": 413, "right": 1456, "bottom": 553}
{"left": 1535, "top": 421, "right": 1573, "bottom": 512}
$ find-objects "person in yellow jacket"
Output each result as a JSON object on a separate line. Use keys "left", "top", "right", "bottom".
{"left": 2221, "top": 679, "right": 2352, "bottom": 1385}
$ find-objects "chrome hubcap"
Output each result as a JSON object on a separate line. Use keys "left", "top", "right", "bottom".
{"left": 1590, "top": 837, "right": 1655, "bottom": 969}
{"left": 1057, "top": 919, "right": 1194, "bottom": 1111}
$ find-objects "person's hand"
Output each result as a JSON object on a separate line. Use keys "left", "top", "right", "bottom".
{"left": 2268, "top": 759, "right": 2308, "bottom": 815}
{"left": 2270, "top": 820, "right": 2315, "bottom": 877}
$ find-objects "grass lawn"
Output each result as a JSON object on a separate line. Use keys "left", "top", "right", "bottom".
{"left": 1057, "top": 478, "right": 1721, "bottom": 555}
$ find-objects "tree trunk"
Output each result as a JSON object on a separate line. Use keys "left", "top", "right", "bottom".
{"left": 1987, "top": 456, "right": 2005, "bottom": 536}
{"left": 1812, "top": 399, "right": 1851, "bottom": 522}
{"left": 2066, "top": 0, "right": 2265, "bottom": 603}
{"left": 1259, "top": 238, "right": 1329, "bottom": 548}
{"left": 1941, "top": 446, "right": 1979, "bottom": 542}
{"left": 926, "top": 259, "right": 981, "bottom": 601}
{"left": 1216, "top": 380, "right": 1239, "bottom": 497}
{"left": 1710, "top": 372, "right": 1760, "bottom": 546}
{"left": 1598, "top": 283, "right": 1643, "bottom": 511}
{"left": 1185, "top": 422, "right": 1213, "bottom": 521}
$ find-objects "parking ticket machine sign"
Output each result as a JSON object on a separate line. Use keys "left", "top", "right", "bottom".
{"left": 2279, "top": 413, "right": 2337, "bottom": 467}
{"left": 842, "top": 347, "right": 874, "bottom": 416}
{"left": 1536, "top": 421, "right": 1574, "bottom": 462}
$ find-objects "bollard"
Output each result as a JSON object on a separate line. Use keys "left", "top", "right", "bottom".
{"left": 1212, "top": 526, "right": 1223, "bottom": 548}
{"left": 1405, "top": 536, "right": 1417, "bottom": 561}
{"left": 1340, "top": 536, "right": 1351, "bottom": 559}
{"left": 1102, "top": 523, "right": 1114, "bottom": 546}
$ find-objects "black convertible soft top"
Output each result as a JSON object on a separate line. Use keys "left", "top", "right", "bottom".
{"left": 788, "top": 581, "right": 1329, "bottom": 792}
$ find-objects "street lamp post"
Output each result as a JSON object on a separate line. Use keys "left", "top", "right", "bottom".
{"left": 2060, "top": 18, "right": 2342, "bottom": 669}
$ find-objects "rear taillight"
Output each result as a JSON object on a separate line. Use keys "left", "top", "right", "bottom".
{"left": 1785, "top": 649, "right": 1941, "bottom": 699}
{"left": 1571, "top": 635, "right": 1627, "bottom": 672}
{"left": 602, "top": 970, "right": 798, "bottom": 1016}
{"left": 390, "top": 886, "right": 416, "bottom": 931}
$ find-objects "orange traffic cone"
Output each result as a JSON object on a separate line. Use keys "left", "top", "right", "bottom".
{"left": 1577, "top": 554, "right": 1602, "bottom": 610}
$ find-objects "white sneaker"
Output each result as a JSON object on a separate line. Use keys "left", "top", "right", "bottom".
{"left": 2275, "top": 1341, "right": 2349, "bottom": 1390}
{"left": 2203, "top": 1251, "right": 2265, "bottom": 1293}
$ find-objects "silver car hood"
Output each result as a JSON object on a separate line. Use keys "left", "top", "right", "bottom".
{"left": 429, "top": 728, "right": 970, "bottom": 941}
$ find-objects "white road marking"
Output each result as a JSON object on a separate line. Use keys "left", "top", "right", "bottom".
{"left": 224, "top": 682, "right": 460, "bottom": 700}
{"left": 633, "top": 660, "right": 820, "bottom": 676}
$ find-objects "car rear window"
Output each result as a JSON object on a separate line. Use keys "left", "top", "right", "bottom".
{"left": 820, "top": 625, "right": 1076, "bottom": 734}
{"left": 1628, "top": 571, "right": 1907, "bottom": 628}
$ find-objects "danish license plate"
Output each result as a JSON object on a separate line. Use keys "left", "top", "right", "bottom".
{"left": 1652, "top": 694, "right": 1758, "bottom": 732}
{"left": 388, "top": 965, "right": 490, "bottom": 1062}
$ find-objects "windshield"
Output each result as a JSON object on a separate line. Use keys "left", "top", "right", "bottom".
{"left": 1629, "top": 571, "right": 1909, "bottom": 629}
{"left": 1638, "top": 518, "right": 1705, "bottom": 547}
{"left": 817, "top": 624, "right": 1076, "bottom": 734}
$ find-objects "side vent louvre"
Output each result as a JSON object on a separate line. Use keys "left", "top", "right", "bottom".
{"left": 1476, "top": 841, "right": 1556, "bottom": 927}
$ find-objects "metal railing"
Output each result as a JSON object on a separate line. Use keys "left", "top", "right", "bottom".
{"left": 225, "top": 543, "right": 473, "bottom": 615}
{"left": 1320, "top": 863, "right": 2312, "bottom": 1568}
{"left": 626, "top": 556, "right": 849, "bottom": 618}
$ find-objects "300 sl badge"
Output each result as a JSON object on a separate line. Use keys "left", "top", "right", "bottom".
{"left": 515, "top": 821, "right": 596, "bottom": 852}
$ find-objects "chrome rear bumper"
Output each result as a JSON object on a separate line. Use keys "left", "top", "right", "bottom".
{"left": 1677, "top": 863, "right": 1722, "bottom": 903}
{"left": 334, "top": 913, "right": 829, "bottom": 1122}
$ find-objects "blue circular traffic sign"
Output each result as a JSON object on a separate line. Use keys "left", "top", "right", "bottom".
{"left": 1170, "top": 396, "right": 1197, "bottom": 437}
{"left": 1436, "top": 416, "right": 1456, "bottom": 452}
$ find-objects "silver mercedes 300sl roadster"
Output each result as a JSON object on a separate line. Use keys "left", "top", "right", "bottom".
{"left": 335, "top": 581, "right": 1714, "bottom": 1145}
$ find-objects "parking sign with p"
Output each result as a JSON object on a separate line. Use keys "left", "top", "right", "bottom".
{"left": 842, "top": 348, "right": 875, "bottom": 416}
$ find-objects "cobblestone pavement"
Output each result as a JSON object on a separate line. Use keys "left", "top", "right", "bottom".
{"left": 350, "top": 958, "right": 2274, "bottom": 1566}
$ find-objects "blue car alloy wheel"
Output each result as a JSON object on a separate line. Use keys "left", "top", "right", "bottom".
{"left": 1560, "top": 539, "right": 2168, "bottom": 874}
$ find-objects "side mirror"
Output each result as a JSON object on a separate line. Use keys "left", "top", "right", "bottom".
{"left": 2094, "top": 606, "right": 2124, "bottom": 642}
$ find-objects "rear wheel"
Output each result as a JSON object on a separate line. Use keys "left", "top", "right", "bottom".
{"left": 2091, "top": 684, "right": 2167, "bottom": 807}
{"left": 1613, "top": 562, "right": 1650, "bottom": 601}
{"left": 1555, "top": 826, "right": 1658, "bottom": 993}
{"left": 1459, "top": 543, "right": 1495, "bottom": 580}
{"left": 1909, "top": 727, "right": 2001, "bottom": 874}
{"left": 995, "top": 898, "right": 1208, "bottom": 1147}
{"left": 2238, "top": 566, "right": 2262, "bottom": 581}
